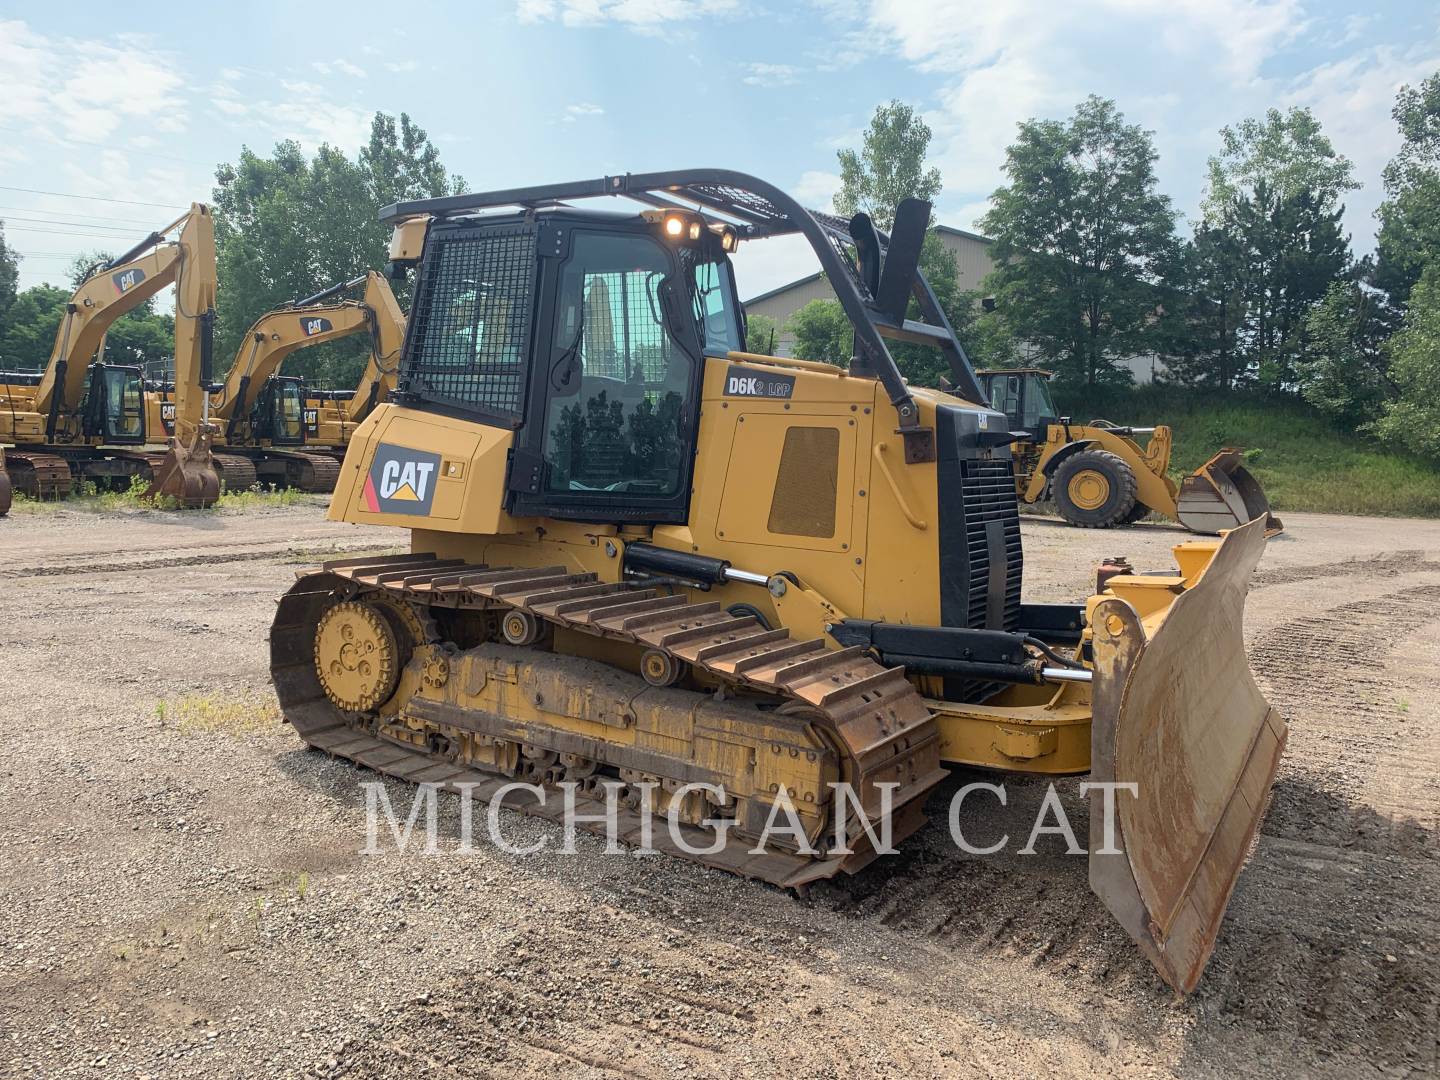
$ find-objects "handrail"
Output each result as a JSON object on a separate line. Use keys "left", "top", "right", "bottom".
{"left": 723, "top": 351, "right": 846, "bottom": 376}
{"left": 873, "top": 442, "right": 927, "bottom": 530}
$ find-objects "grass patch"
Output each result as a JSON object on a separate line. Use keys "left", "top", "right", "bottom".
{"left": 7, "top": 475, "right": 317, "bottom": 514}
{"left": 157, "top": 694, "right": 281, "bottom": 737}
{"left": 1054, "top": 386, "right": 1440, "bottom": 518}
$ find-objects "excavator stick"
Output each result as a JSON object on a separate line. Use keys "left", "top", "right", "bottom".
{"left": 1176, "top": 450, "right": 1282, "bottom": 536}
{"left": 1088, "top": 518, "right": 1286, "bottom": 993}
{"left": 144, "top": 430, "right": 220, "bottom": 509}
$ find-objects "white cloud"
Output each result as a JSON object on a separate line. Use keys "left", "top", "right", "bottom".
{"left": 830, "top": 0, "right": 1427, "bottom": 250}
{"left": 561, "top": 101, "right": 606, "bottom": 123}
{"left": 742, "top": 62, "right": 800, "bottom": 87}
{"left": 0, "top": 20, "right": 187, "bottom": 142}
{"left": 516, "top": 0, "right": 740, "bottom": 33}
{"left": 384, "top": 60, "right": 420, "bottom": 73}
{"left": 793, "top": 169, "right": 841, "bottom": 209}
{"left": 312, "top": 58, "right": 367, "bottom": 78}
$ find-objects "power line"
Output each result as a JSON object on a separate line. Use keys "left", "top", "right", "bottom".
{"left": 2, "top": 224, "right": 145, "bottom": 239}
{"left": 0, "top": 203, "right": 164, "bottom": 227}
{"left": 0, "top": 184, "right": 186, "bottom": 209}
{"left": 2, "top": 215, "right": 140, "bottom": 234}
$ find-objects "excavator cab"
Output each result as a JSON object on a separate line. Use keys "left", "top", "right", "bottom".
{"left": 80, "top": 362, "right": 146, "bottom": 444}
{"left": 978, "top": 367, "right": 1059, "bottom": 440}
{"left": 249, "top": 375, "right": 306, "bottom": 446}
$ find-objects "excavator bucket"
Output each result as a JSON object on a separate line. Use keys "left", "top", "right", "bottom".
{"left": 145, "top": 431, "right": 220, "bottom": 509}
{"left": 1176, "top": 449, "right": 1282, "bottom": 536}
{"left": 0, "top": 451, "right": 11, "bottom": 516}
{"left": 1088, "top": 517, "right": 1286, "bottom": 994}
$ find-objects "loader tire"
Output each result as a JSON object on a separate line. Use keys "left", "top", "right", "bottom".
{"left": 1054, "top": 449, "right": 1138, "bottom": 528}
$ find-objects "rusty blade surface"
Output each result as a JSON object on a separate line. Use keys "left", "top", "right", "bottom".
{"left": 1089, "top": 517, "right": 1287, "bottom": 994}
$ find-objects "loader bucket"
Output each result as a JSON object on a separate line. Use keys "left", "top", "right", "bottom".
{"left": 145, "top": 431, "right": 220, "bottom": 509}
{"left": 1176, "top": 449, "right": 1282, "bottom": 536}
{"left": 1088, "top": 517, "right": 1287, "bottom": 994}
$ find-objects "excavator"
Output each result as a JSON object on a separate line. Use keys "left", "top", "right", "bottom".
{"left": 152, "top": 271, "right": 406, "bottom": 492}
{"left": 268, "top": 171, "right": 1286, "bottom": 994}
{"left": 0, "top": 203, "right": 221, "bottom": 507}
{"left": 976, "top": 367, "right": 1282, "bottom": 534}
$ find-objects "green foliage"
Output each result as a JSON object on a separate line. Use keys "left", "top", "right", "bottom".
{"left": 0, "top": 284, "right": 68, "bottom": 369}
{"left": 1371, "top": 265, "right": 1440, "bottom": 460}
{"left": 1297, "top": 281, "right": 1394, "bottom": 425}
{"left": 1053, "top": 383, "right": 1440, "bottom": 518}
{"left": 745, "top": 312, "right": 779, "bottom": 355}
{"left": 786, "top": 298, "right": 852, "bottom": 364}
{"left": 1171, "top": 107, "right": 1355, "bottom": 391}
{"left": 1203, "top": 107, "right": 1358, "bottom": 219}
{"left": 1375, "top": 72, "right": 1440, "bottom": 304}
{"left": 0, "top": 222, "right": 17, "bottom": 331}
{"left": 981, "top": 96, "right": 1177, "bottom": 388}
{"left": 834, "top": 100, "right": 942, "bottom": 231}
{"left": 212, "top": 112, "right": 461, "bottom": 388}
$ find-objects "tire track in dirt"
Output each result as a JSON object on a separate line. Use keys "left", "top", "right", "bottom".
{"left": 1252, "top": 549, "right": 1440, "bottom": 590}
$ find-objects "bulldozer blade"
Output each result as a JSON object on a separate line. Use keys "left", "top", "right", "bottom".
{"left": 1088, "top": 517, "right": 1286, "bottom": 994}
{"left": 144, "top": 432, "right": 221, "bottom": 509}
{"left": 1176, "top": 449, "right": 1282, "bottom": 536}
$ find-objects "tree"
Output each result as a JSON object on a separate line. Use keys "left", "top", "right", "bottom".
{"left": 834, "top": 100, "right": 942, "bottom": 231}
{"left": 212, "top": 112, "right": 462, "bottom": 387}
{"left": 0, "top": 285, "right": 68, "bottom": 370}
{"left": 1298, "top": 279, "right": 1394, "bottom": 425}
{"left": 830, "top": 100, "right": 1002, "bottom": 384}
{"left": 1203, "top": 107, "right": 1358, "bottom": 218}
{"left": 1186, "top": 107, "right": 1357, "bottom": 391}
{"left": 0, "top": 222, "right": 18, "bottom": 335}
{"left": 786, "top": 298, "right": 852, "bottom": 364}
{"left": 980, "top": 96, "right": 1178, "bottom": 388}
{"left": 744, "top": 312, "right": 778, "bottom": 354}
{"left": 1370, "top": 265, "right": 1440, "bottom": 460}
{"left": 1375, "top": 72, "right": 1440, "bottom": 305}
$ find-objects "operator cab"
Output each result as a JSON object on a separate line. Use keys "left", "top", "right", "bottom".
{"left": 81, "top": 362, "right": 146, "bottom": 444}
{"left": 976, "top": 368, "right": 1061, "bottom": 440}
{"left": 250, "top": 375, "right": 306, "bottom": 446}
{"left": 396, "top": 205, "right": 743, "bottom": 524}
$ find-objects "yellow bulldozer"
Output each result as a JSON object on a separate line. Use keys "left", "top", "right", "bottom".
{"left": 269, "top": 171, "right": 1285, "bottom": 994}
{"left": 975, "top": 367, "right": 1281, "bottom": 534}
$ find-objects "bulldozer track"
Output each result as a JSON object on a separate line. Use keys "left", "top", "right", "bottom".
{"left": 271, "top": 552, "right": 947, "bottom": 890}
{"left": 4, "top": 450, "right": 73, "bottom": 499}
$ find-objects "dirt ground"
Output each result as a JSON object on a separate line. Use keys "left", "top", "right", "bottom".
{"left": 0, "top": 499, "right": 1436, "bottom": 1079}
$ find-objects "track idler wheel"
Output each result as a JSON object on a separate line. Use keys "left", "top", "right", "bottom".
{"left": 500, "top": 610, "right": 544, "bottom": 647}
{"left": 640, "top": 648, "right": 688, "bottom": 687}
{"left": 313, "top": 600, "right": 401, "bottom": 712}
{"left": 145, "top": 430, "right": 221, "bottom": 508}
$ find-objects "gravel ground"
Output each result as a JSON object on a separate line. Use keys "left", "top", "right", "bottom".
{"left": 0, "top": 499, "right": 1436, "bottom": 1078}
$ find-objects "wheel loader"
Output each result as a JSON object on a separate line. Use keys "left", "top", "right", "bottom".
{"left": 270, "top": 171, "right": 1286, "bottom": 994}
{"left": 976, "top": 367, "right": 1281, "bottom": 534}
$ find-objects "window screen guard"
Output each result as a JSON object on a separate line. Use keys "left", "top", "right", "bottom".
{"left": 399, "top": 223, "right": 537, "bottom": 419}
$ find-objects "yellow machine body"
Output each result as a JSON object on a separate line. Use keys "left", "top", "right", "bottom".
{"left": 273, "top": 172, "right": 1286, "bottom": 995}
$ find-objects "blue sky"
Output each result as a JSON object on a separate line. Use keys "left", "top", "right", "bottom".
{"left": 2, "top": 0, "right": 1437, "bottom": 299}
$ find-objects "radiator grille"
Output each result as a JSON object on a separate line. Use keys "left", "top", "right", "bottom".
{"left": 959, "top": 457, "right": 1023, "bottom": 631}
{"left": 767, "top": 426, "right": 839, "bottom": 538}
{"left": 400, "top": 224, "right": 536, "bottom": 418}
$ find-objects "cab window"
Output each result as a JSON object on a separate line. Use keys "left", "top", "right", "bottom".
{"left": 543, "top": 231, "right": 694, "bottom": 497}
